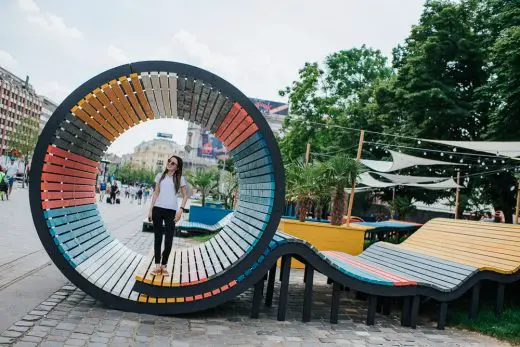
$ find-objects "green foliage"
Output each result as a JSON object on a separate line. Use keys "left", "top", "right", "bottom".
{"left": 7, "top": 115, "right": 39, "bottom": 162}
{"left": 114, "top": 163, "right": 156, "bottom": 184}
{"left": 219, "top": 170, "right": 238, "bottom": 210}
{"left": 388, "top": 196, "right": 417, "bottom": 221}
{"left": 186, "top": 169, "right": 219, "bottom": 206}
{"left": 322, "top": 155, "right": 360, "bottom": 225}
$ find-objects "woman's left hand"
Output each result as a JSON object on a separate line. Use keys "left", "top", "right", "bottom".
{"left": 174, "top": 210, "right": 183, "bottom": 222}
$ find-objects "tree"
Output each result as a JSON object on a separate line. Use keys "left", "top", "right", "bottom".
{"left": 7, "top": 115, "right": 39, "bottom": 188}
{"left": 279, "top": 46, "right": 393, "bottom": 163}
{"left": 219, "top": 170, "right": 238, "bottom": 210}
{"left": 388, "top": 196, "right": 417, "bottom": 221}
{"left": 323, "top": 155, "right": 360, "bottom": 225}
{"left": 186, "top": 169, "right": 219, "bottom": 206}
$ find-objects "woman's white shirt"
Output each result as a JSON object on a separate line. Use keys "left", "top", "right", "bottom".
{"left": 154, "top": 173, "right": 186, "bottom": 211}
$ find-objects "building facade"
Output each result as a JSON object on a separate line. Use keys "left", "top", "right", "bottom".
{"left": 128, "top": 138, "right": 186, "bottom": 173}
{"left": 0, "top": 66, "right": 43, "bottom": 156}
{"left": 40, "top": 97, "right": 57, "bottom": 132}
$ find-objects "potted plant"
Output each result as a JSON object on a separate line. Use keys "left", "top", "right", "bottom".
{"left": 186, "top": 169, "right": 219, "bottom": 207}
{"left": 285, "top": 161, "right": 325, "bottom": 222}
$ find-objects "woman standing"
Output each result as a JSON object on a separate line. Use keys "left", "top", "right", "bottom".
{"left": 148, "top": 155, "right": 188, "bottom": 275}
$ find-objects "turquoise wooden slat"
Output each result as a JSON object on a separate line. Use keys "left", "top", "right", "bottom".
{"left": 218, "top": 230, "right": 246, "bottom": 256}
{"left": 235, "top": 151, "right": 271, "bottom": 170}
{"left": 237, "top": 200, "right": 272, "bottom": 215}
{"left": 47, "top": 209, "right": 100, "bottom": 228}
{"left": 230, "top": 133, "right": 265, "bottom": 158}
{"left": 239, "top": 182, "right": 276, "bottom": 191}
{"left": 236, "top": 206, "right": 270, "bottom": 223}
{"left": 238, "top": 194, "right": 274, "bottom": 206}
{"left": 213, "top": 234, "right": 239, "bottom": 263}
{"left": 43, "top": 204, "right": 97, "bottom": 218}
{"left": 66, "top": 230, "right": 110, "bottom": 258}
{"left": 238, "top": 165, "right": 273, "bottom": 179}
{"left": 50, "top": 216, "right": 100, "bottom": 235}
{"left": 238, "top": 173, "right": 275, "bottom": 185}
{"left": 238, "top": 157, "right": 272, "bottom": 172}
{"left": 54, "top": 220, "right": 104, "bottom": 242}
{"left": 235, "top": 212, "right": 267, "bottom": 231}
{"left": 235, "top": 148, "right": 270, "bottom": 168}
{"left": 59, "top": 225, "right": 107, "bottom": 250}
{"left": 226, "top": 223, "right": 256, "bottom": 245}
{"left": 72, "top": 235, "right": 115, "bottom": 267}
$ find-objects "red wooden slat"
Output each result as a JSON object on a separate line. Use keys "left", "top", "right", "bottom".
{"left": 40, "top": 183, "right": 94, "bottom": 192}
{"left": 41, "top": 191, "right": 95, "bottom": 200}
{"left": 41, "top": 173, "right": 95, "bottom": 185}
{"left": 46, "top": 145, "right": 99, "bottom": 168}
{"left": 44, "top": 154, "right": 98, "bottom": 174}
{"left": 42, "top": 197, "right": 96, "bottom": 209}
{"left": 215, "top": 103, "right": 241, "bottom": 137}
{"left": 222, "top": 116, "right": 254, "bottom": 146}
{"left": 219, "top": 109, "right": 247, "bottom": 142}
{"left": 227, "top": 124, "right": 259, "bottom": 151}
{"left": 42, "top": 164, "right": 96, "bottom": 180}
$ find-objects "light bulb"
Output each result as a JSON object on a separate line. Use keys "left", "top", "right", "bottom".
{"left": 453, "top": 148, "right": 457, "bottom": 152}
{"left": 418, "top": 140, "right": 421, "bottom": 144}
{"left": 441, "top": 153, "right": 444, "bottom": 157}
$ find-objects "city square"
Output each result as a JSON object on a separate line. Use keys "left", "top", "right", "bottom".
{"left": 1, "top": 0, "right": 520, "bottom": 346}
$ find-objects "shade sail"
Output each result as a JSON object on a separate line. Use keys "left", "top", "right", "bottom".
{"left": 360, "top": 150, "right": 463, "bottom": 172}
{"left": 358, "top": 172, "right": 395, "bottom": 188}
{"left": 375, "top": 172, "right": 451, "bottom": 184}
{"left": 358, "top": 172, "right": 462, "bottom": 190}
{"left": 406, "top": 178, "right": 462, "bottom": 190}
{"left": 421, "top": 139, "right": 520, "bottom": 158}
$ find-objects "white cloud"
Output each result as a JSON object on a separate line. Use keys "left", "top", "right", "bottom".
{"left": 18, "top": 0, "right": 83, "bottom": 39}
{"left": 0, "top": 50, "right": 19, "bottom": 72}
{"left": 107, "top": 44, "right": 129, "bottom": 64}
{"left": 38, "top": 81, "right": 70, "bottom": 103}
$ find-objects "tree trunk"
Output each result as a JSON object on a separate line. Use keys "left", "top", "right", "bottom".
{"left": 295, "top": 200, "right": 301, "bottom": 219}
{"left": 202, "top": 192, "right": 205, "bottom": 207}
{"left": 331, "top": 188, "right": 346, "bottom": 226}
{"left": 298, "top": 199, "right": 308, "bottom": 222}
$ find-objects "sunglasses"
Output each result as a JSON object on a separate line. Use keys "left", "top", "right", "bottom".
{"left": 167, "top": 159, "right": 178, "bottom": 166}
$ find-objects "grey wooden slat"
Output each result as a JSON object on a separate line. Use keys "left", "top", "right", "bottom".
{"left": 187, "top": 247, "right": 197, "bottom": 282}
{"left": 150, "top": 72, "right": 166, "bottom": 118}
{"left": 96, "top": 247, "right": 133, "bottom": 288}
{"left": 231, "top": 216, "right": 263, "bottom": 239}
{"left": 220, "top": 229, "right": 248, "bottom": 253}
{"left": 172, "top": 250, "right": 182, "bottom": 284}
{"left": 226, "top": 223, "right": 256, "bottom": 245}
{"left": 52, "top": 134, "right": 103, "bottom": 159}
{"left": 80, "top": 242, "right": 124, "bottom": 279}
{"left": 182, "top": 77, "right": 195, "bottom": 120}
{"left": 210, "top": 236, "right": 233, "bottom": 267}
{"left": 203, "top": 93, "right": 226, "bottom": 129}
{"left": 65, "top": 113, "right": 111, "bottom": 146}
{"left": 188, "top": 81, "right": 203, "bottom": 123}
{"left": 128, "top": 291, "right": 140, "bottom": 301}
{"left": 58, "top": 121, "right": 108, "bottom": 152}
{"left": 56, "top": 127, "right": 107, "bottom": 155}
{"left": 198, "top": 244, "right": 215, "bottom": 277}
{"left": 193, "top": 247, "right": 207, "bottom": 280}
{"left": 111, "top": 254, "right": 143, "bottom": 296}
{"left": 168, "top": 74, "right": 178, "bottom": 118}
{"left": 159, "top": 72, "right": 172, "bottom": 117}
{"left": 200, "top": 88, "right": 218, "bottom": 126}
{"left": 88, "top": 245, "right": 129, "bottom": 284}
{"left": 180, "top": 249, "right": 188, "bottom": 284}
{"left": 195, "top": 84, "right": 211, "bottom": 124}
{"left": 213, "top": 233, "right": 240, "bottom": 262}
{"left": 140, "top": 73, "right": 159, "bottom": 117}
{"left": 209, "top": 98, "right": 234, "bottom": 132}
{"left": 204, "top": 241, "right": 223, "bottom": 273}
{"left": 176, "top": 76, "right": 186, "bottom": 120}
{"left": 75, "top": 240, "right": 118, "bottom": 273}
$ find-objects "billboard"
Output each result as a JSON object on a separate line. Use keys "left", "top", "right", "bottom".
{"left": 249, "top": 98, "right": 288, "bottom": 116}
{"left": 197, "top": 131, "right": 226, "bottom": 159}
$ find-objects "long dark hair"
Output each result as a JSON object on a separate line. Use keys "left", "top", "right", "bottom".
{"left": 158, "top": 155, "right": 183, "bottom": 193}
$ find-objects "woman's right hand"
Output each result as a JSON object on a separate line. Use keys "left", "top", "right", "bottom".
{"left": 148, "top": 210, "right": 152, "bottom": 222}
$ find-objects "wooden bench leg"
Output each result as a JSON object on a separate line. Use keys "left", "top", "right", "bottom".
{"left": 469, "top": 282, "right": 481, "bottom": 319}
{"left": 251, "top": 280, "right": 264, "bottom": 319}
{"left": 496, "top": 283, "right": 505, "bottom": 317}
{"left": 437, "top": 302, "right": 448, "bottom": 330}
{"left": 302, "top": 265, "right": 314, "bottom": 322}
{"left": 401, "top": 297, "right": 411, "bottom": 327}
{"left": 381, "top": 297, "right": 391, "bottom": 315}
{"left": 410, "top": 295, "right": 420, "bottom": 329}
{"left": 366, "top": 295, "right": 377, "bottom": 326}
{"left": 265, "top": 265, "right": 276, "bottom": 307}
{"left": 330, "top": 282, "right": 341, "bottom": 324}
{"left": 327, "top": 277, "right": 333, "bottom": 285}
{"left": 277, "top": 255, "right": 291, "bottom": 321}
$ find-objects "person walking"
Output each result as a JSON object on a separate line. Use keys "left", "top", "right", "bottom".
{"left": 0, "top": 165, "right": 8, "bottom": 200}
{"left": 143, "top": 187, "right": 150, "bottom": 204}
{"left": 110, "top": 182, "right": 119, "bottom": 204}
{"left": 137, "top": 185, "right": 143, "bottom": 205}
{"left": 5, "top": 157, "right": 19, "bottom": 196}
{"left": 99, "top": 181, "right": 107, "bottom": 202}
{"left": 148, "top": 155, "right": 188, "bottom": 275}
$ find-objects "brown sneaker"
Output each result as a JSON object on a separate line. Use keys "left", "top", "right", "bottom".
{"left": 160, "top": 265, "right": 169, "bottom": 276}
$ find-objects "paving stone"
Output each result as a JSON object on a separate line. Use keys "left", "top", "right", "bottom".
{"left": 13, "top": 342, "right": 38, "bottom": 347}
{"left": 64, "top": 338, "right": 86, "bottom": 346}
{"left": 40, "top": 319, "right": 60, "bottom": 327}
{"left": 10, "top": 325, "right": 31, "bottom": 333}
{"left": 0, "top": 336, "right": 14, "bottom": 344}
{"left": 27, "top": 330, "right": 48, "bottom": 338}
{"left": 20, "top": 336, "right": 43, "bottom": 343}
{"left": 55, "top": 322, "right": 76, "bottom": 331}
{"left": 28, "top": 310, "right": 48, "bottom": 316}
{"left": 15, "top": 321, "right": 35, "bottom": 327}
{"left": 1, "top": 330, "right": 23, "bottom": 338}
{"left": 21, "top": 315, "right": 41, "bottom": 322}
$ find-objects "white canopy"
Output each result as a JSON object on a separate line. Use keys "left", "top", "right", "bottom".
{"left": 360, "top": 150, "right": 463, "bottom": 172}
{"left": 421, "top": 139, "right": 520, "bottom": 158}
{"left": 358, "top": 172, "right": 462, "bottom": 190}
{"left": 375, "top": 172, "right": 451, "bottom": 184}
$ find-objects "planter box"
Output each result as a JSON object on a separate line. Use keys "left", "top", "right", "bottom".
{"left": 278, "top": 218, "right": 371, "bottom": 268}
{"left": 189, "top": 205, "right": 233, "bottom": 225}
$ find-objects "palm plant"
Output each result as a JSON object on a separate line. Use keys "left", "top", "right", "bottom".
{"left": 323, "top": 155, "right": 359, "bottom": 226}
{"left": 186, "top": 169, "right": 219, "bottom": 206}
{"left": 285, "top": 161, "right": 326, "bottom": 222}
{"left": 388, "top": 196, "right": 416, "bottom": 221}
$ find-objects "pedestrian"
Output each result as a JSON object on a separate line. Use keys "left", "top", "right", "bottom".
{"left": 4, "top": 157, "right": 19, "bottom": 196}
{"left": 130, "top": 183, "right": 136, "bottom": 203}
{"left": 0, "top": 165, "right": 8, "bottom": 200}
{"left": 143, "top": 187, "right": 150, "bottom": 204}
{"left": 137, "top": 185, "right": 143, "bottom": 205}
{"left": 99, "top": 181, "right": 107, "bottom": 202}
{"left": 148, "top": 155, "right": 188, "bottom": 275}
{"left": 110, "top": 182, "right": 119, "bottom": 204}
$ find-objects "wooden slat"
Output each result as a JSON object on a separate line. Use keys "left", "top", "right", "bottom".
{"left": 228, "top": 123, "right": 259, "bottom": 151}
{"left": 168, "top": 74, "right": 178, "bottom": 118}
{"left": 189, "top": 81, "right": 203, "bottom": 122}
{"left": 187, "top": 247, "right": 197, "bottom": 283}
{"left": 130, "top": 73, "right": 154, "bottom": 119}
{"left": 109, "top": 80, "right": 140, "bottom": 124}
{"left": 171, "top": 250, "right": 182, "bottom": 286}
{"left": 150, "top": 72, "right": 166, "bottom": 118}
{"left": 43, "top": 164, "right": 96, "bottom": 180}
{"left": 71, "top": 107, "right": 114, "bottom": 141}
{"left": 46, "top": 145, "right": 99, "bottom": 169}
{"left": 199, "top": 88, "right": 218, "bottom": 125}
{"left": 41, "top": 183, "right": 94, "bottom": 192}
{"left": 77, "top": 100, "right": 119, "bottom": 138}
{"left": 85, "top": 93, "right": 125, "bottom": 133}
{"left": 93, "top": 88, "right": 130, "bottom": 129}
{"left": 102, "top": 83, "right": 136, "bottom": 127}
{"left": 118, "top": 76, "right": 147, "bottom": 121}
{"left": 112, "top": 254, "right": 142, "bottom": 296}
{"left": 140, "top": 73, "right": 159, "bottom": 117}
{"left": 204, "top": 242, "right": 223, "bottom": 273}
{"left": 134, "top": 248, "right": 155, "bottom": 284}
{"left": 42, "top": 197, "right": 96, "bottom": 209}
{"left": 215, "top": 103, "right": 241, "bottom": 138}
{"left": 159, "top": 72, "right": 171, "bottom": 117}
{"left": 181, "top": 77, "right": 195, "bottom": 120}
{"left": 181, "top": 249, "right": 189, "bottom": 285}
{"left": 76, "top": 240, "right": 119, "bottom": 273}
{"left": 198, "top": 244, "right": 215, "bottom": 278}
{"left": 176, "top": 76, "right": 186, "bottom": 120}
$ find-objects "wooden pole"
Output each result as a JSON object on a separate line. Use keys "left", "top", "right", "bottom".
{"left": 515, "top": 179, "right": 520, "bottom": 225}
{"left": 346, "top": 130, "right": 365, "bottom": 227}
{"left": 455, "top": 171, "right": 461, "bottom": 220}
{"left": 305, "top": 143, "right": 311, "bottom": 164}
{"left": 391, "top": 187, "right": 396, "bottom": 219}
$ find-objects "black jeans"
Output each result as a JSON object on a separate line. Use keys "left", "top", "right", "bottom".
{"left": 152, "top": 206, "right": 176, "bottom": 265}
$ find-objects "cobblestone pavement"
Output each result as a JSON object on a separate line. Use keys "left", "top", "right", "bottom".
{"left": 0, "top": 219, "right": 510, "bottom": 346}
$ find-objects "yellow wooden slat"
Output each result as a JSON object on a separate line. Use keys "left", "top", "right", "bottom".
{"left": 119, "top": 76, "right": 147, "bottom": 121}
{"left": 71, "top": 106, "right": 114, "bottom": 141}
{"left": 93, "top": 88, "right": 131, "bottom": 130}
{"left": 130, "top": 73, "right": 154, "bottom": 119}
{"left": 102, "top": 83, "right": 136, "bottom": 127}
{"left": 78, "top": 99, "right": 119, "bottom": 138}
{"left": 109, "top": 80, "right": 140, "bottom": 124}
{"left": 85, "top": 93, "right": 124, "bottom": 133}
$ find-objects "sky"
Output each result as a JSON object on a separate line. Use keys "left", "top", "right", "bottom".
{"left": 0, "top": 0, "right": 426, "bottom": 155}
